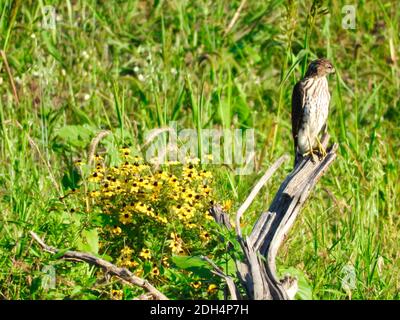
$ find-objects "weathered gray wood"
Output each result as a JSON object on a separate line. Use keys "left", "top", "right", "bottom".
{"left": 236, "top": 155, "right": 289, "bottom": 237}
{"left": 212, "top": 134, "right": 337, "bottom": 300}
{"left": 29, "top": 231, "right": 168, "bottom": 300}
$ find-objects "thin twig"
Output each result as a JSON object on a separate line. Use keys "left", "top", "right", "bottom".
{"left": 29, "top": 231, "right": 168, "bottom": 300}
{"left": 0, "top": 50, "right": 19, "bottom": 105}
{"left": 202, "top": 255, "right": 240, "bottom": 300}
{"left": 235, "top": 154, "right": 289, "bottom": 237}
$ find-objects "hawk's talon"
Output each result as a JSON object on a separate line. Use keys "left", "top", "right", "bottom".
{"left": 316, "top": 136, "right": 327, "bottom": 160}
{"left": 302, "top": 150, "right": 318, "bottom": 163}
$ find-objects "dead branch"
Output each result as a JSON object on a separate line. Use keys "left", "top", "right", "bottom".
{"left": 29, "top": 231, "right": 168, "bottom": 300}
{"left": 209, "top": 204, "right": 233, "bottom": 230}
{"left": 235, "top": 154, "right": 289, "bottom": 237}
{"left": 202, "top": 255, "right": 241, "bottom": 300}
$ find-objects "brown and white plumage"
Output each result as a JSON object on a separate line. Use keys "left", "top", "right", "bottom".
{"left": 291, "top": 58, "right": 335, "bottom": 165}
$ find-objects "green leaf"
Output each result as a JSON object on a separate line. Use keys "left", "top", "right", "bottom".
{"left": 55, "top": 124, "right": 96, "bottom": 149}
{"left": 30, "top": 277, "right": 42, "bottom": 295}
{"left": 171, "top": 256, "right": 214, "bottom": 279}
{"left": 53, "top": 248, "right": 71, "bottom": 259}
{"left": 41, "top": 31, "right": 62, "bottom": 65}
{"left": 76, "top": 229, "right": 99, "bottom": 254}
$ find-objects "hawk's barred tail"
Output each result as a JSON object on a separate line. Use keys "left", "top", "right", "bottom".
{"left": 294, "top": 145, "right": 301, "bottom": 167}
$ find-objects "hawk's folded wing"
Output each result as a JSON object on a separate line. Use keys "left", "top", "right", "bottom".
{"left": 291, "top": 81, "right": 305, "bottom": 150}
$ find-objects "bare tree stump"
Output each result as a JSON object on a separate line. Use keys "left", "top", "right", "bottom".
{"left": 210, "top": 134, "right": 338, "bottom": 300}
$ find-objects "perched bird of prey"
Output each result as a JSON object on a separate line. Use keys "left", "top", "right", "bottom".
{"left": 291, "top": 58, "right": 335, "bottom": 165}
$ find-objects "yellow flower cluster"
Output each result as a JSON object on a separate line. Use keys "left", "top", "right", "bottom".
{"left": 82, "top": 147, "right": 218, "bottom": 290}
{"left": 115, "top": 245, "right": 165, "bottom": 279}
{"left": 169, "top": 232, "right": 184, "bottom": 254}
{"left": 87, "top": 149, "right": 214, "bottom": 245}
{"left": 117, "top": 246, "right": 139, "bottom": 269}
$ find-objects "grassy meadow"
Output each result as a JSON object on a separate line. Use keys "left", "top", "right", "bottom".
{"left": 0, "top": 0, "right": 399, "bottom": 300}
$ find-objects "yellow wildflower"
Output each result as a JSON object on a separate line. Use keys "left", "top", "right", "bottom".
{"left": 207, "top": 284, "right": 218, "bottom": 295}
{"left": 185, "top": 222, "right": 197, "bottom": 229}
{"left": 119, "top": 147, "right": 131, "bottom": 157}
{"left": 169, "top": 232, "right": 184, "bottom": 254}
{"left": 118, "top": 257, "right": 138, "bottom": 269}
{"left": 111, "top": 225, "right": 122, "bottom": 235}
{"left": 151, "top": 264, "right": 160, "bottom": 276}
{"left": 139, "top": 248, "right": 151, "bottom": 260}
{"left": 130, "top": 260, "right": 139, "bottom": 268}
{"left": 161, "top": 256, "right": 170, "bottom": 268}
{"left": 89, "top": 171, "right": 103, "bottom": 182}
{"left": 120, "top": 246, "right": 134, "bottom": 257}
{"left": 182, "top": 165, "right": 197, "bottom": 180}
{"left": 182, "top": 189, "right": 197, "bottom": 202}
{"left": 135, "top": 268, "right": 144, "bottom": 277}
{"left": 191, "top": 281, "right": 202, "bottom": 289}
{"left": 205, "top": 211, "right": 214, "bottom": 221}
{"left": 89, "top": 191, "right": 101, "bottom": 198}
{"left": 119, "top": 212, "right": 132, "bottom": 224}
{"left": 200, "top": 230, "right": 211, "bottom": 242}
{"left": 110, "top": 289, "right": 123, "bottom": 300}
{"left": 130, "top": 181, "right": 140, "bottom": 193}
{"left": 155, "top": 215, "right": 168, "bottom": 224}
{"left": 222, "top": 199, "right": 232, "bottom": 212}
{"left": 95, "top": 164, "right": 105, "bottom": 173}
{"left": 199, "top": 169, "right": 212, "bottom": 179}
{"left": 144, "top": 205, "right": 155, "bottom": 217}
{"left": 74, "top": 159, "right": 84, "bottom": 166}
{"left": 94, "top": 154, "right": 104, "bottom": 162}
{"left": 169, "top": 240, "right": 184, "bottom": 254}
{"left": 135, "top": 202, "right": 148, "bottom": 214}
{"left": 133, "top": 155, "right": 143, "bottom": 163}
{"left": 200, "top": 184, "right": 212, "bottom": 196}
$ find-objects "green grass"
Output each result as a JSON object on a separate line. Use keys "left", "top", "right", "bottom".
{"left": 0, "top": 0, "right": 399, "bottom": 299}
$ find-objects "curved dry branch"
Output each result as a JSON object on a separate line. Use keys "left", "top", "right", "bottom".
{"left": 235, "top": 154, "right": 289, "bottom": 237}
{"left": 202, "top": 255, "right": 241, "bottom": 300}
{"left": 29, "top": 231, "right": 168, "bottom": 300}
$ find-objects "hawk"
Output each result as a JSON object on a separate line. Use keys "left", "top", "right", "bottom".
{"left": 291, "top": 58, "right": 335, "bottom": 165}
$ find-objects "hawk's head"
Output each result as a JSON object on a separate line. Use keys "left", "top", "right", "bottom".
{"left": 305, "top": 58, "right": 335, "bottom": 78}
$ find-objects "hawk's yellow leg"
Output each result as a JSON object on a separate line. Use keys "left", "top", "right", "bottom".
{"left": 302, "top": 134, "right": 318, "bottom": 163}
{"left": 316, "top": 135, "right": 327, "bottom": 159}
